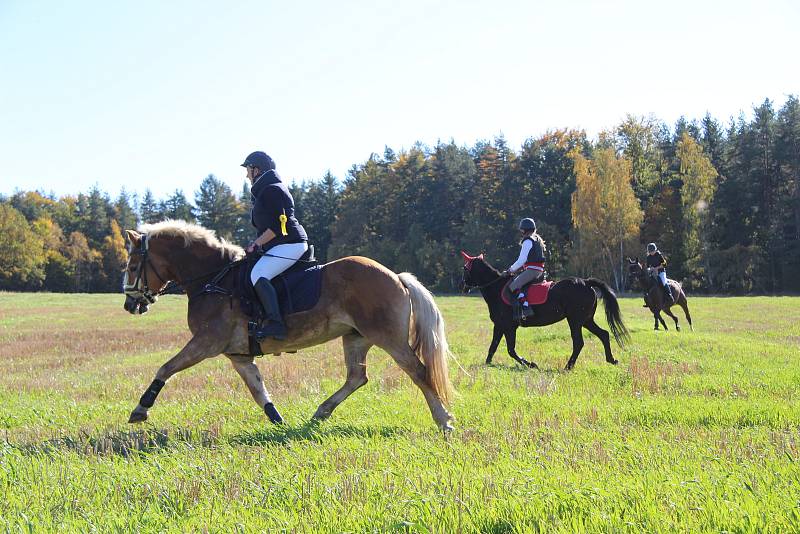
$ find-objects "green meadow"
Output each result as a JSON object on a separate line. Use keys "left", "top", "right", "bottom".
{"left": 0, "top": 292, "right": 799, "bottom": 532}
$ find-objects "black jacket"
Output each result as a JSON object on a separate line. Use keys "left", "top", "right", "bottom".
{"left": 250, "top": 170, "right": 307, "bottom": 250}
{"left": 646, "top": 251, "right": 666, "bottom": 270}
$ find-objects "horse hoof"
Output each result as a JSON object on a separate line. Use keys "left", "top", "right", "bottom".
{"left": 676, "top": 326, "right": 681, "bottom": 331}
{"left": 264, "top": 402, "right": 284, "bottom": 425}
{"left": 128, "top": 410, "right": 148, "bottom": 424}
{"left": 528, "top": 361, "right": 539, "bottom": 370}
{"left": 441, "top": 422, "right": 455, "bottom": 434}
{"left": 311, "top": 410, "right": 331, "bottom": 421}
{"left": 608, "top": 359, "right": 619, "bottom": 365}
{"left": 485, "top": 357, "right": 493, "bottom": 365}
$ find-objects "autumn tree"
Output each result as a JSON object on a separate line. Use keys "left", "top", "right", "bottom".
{"left": 570, "top": 146, "right": 643, "bottom": 290}
{"left": 675, "top": 132, "right": 718, "bottom": 287}
{"left": 0, "top": 205, "right": 46, "bottom": 289}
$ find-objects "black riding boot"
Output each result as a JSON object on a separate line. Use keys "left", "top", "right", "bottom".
{"left": 662, "top": 282, "right": 675, "bottom": 305}
{"left": 512, "top": 300, "right": 524, "bottom": 323}
{"left": 253, "top": 278, "right": 287, "bottom": 341}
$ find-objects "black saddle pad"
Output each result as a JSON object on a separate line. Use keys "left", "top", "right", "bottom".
{"left": 271, "top": 264, "right": 324, "bottom": 315}
{"left": 238, "top": 256, "right": 323, "bottom": 319}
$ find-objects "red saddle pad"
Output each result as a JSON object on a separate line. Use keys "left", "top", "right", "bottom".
{"left": 526, "top": 280, "right": 553, "bottom": 305}
{"left": 501, "top": 280, "right": 554, "bottom": 306}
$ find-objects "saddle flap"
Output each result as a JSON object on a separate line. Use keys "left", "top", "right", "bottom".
{"left": 236, "top": 256, "right": 323, "bottom": 319}
{"left": 501, "top": 279, "right": 553, "bottom": 306}
{"left": 525, "top": 280, "right": 553, "bottom": 305}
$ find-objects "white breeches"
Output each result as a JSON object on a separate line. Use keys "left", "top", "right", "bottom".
{"left": 658, "top": 271, "right": 667, "bottom": 285}
{"left": 250, "top": 242, "right": 308, "bottom": 284}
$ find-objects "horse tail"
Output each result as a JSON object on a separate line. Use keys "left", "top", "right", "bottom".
{"left": 398, "top": 272, "right": 453, "bottom": 405}
{"left": 584, "top": 278, "right": 630, "bottom": 347}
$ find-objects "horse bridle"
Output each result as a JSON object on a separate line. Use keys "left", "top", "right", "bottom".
{"left": 123, "top": 234, "right": 171, "bottom": 304}
{"left": 461, "top": 262, "right": 508, "bottom": 292}
{"left": 123, "top": 235, "right": 315, "bottom": 306}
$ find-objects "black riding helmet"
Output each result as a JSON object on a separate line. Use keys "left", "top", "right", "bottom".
{"left": 241, "top": 151, "right": 276, "bottom": 171}
{"left": 647, "top": 243, "right": 658, "bottom": 254}
{"left": 519, "top": 218, "right": 536, "bottom": 232}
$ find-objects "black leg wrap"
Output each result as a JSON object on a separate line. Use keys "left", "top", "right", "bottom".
{"left": 264, "top": 402, "right": 284, "bottom": 425}
{"left": 139, "top": 379, "right": 166, "bottom": 409}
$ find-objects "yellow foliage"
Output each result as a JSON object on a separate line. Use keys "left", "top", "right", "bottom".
{"left": 570, "top": 147, "right": 642, "bottom": 285}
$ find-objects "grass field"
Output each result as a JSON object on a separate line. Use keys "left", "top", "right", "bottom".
{"left": 1, "top": 292, "right": 799, "bottom": 532}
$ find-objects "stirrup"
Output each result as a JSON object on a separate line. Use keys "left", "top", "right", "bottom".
{"left": 255, "top": 320, "right": 287, "bottom": 341}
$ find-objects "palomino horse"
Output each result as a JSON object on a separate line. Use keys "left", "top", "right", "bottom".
{"left": 627, "top": 258, "right": 693, "bottom": 331}
{"left": 122, "top": 220, "right": 454, "bottom": 431}
{"left": 461, "top": 252, "right": 629, "bottom": 370}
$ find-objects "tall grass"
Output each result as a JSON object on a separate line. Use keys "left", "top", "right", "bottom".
{"left": 0, "top": 293, "right": 798, "bottom": 532}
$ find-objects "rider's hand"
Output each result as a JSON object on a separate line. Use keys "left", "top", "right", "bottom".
{"left": 246, "top": 242, "right": 257, "bottom": 254}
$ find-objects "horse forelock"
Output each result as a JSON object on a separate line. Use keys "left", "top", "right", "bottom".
{"left": 138, "top": 219, "right": 245, "bottom": 260}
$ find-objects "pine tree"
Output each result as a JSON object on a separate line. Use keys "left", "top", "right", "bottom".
{"left": 115, "top": 188, "right": 139, "bottom": 232}
{"left": 139, "top": 189, "right": 162, "bottom": 224}
{"left": 775, "top": 95, "right": 800, "bottom": 290}
{"left": 82, "top": 186, "right": 114, "bottom": 249}
{"left": 194, "top": 174, "right": 241, "bottom": 241}
{"left": 234, "top": 181, "right": 253, "bottom": 246}
{"left": 161, "top": 189, "right": 195, "bottom": 222}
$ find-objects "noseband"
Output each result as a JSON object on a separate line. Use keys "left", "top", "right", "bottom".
{"left": 123, "top": 235, "right": 171, "bottom": 304}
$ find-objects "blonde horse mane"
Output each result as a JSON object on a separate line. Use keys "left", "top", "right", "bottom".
{"left": 138, "top": 219, "right": 245, "bottom": 260}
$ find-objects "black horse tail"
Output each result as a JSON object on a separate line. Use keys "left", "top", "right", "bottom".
{"left": 584, "top": 278, "right": 630, "bottom": 347}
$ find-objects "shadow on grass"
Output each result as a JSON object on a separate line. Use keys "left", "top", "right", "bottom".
{"left": 478, "top": 362, "right": 566, "bottom": 374}
{"left": 230, "top": 420, "right": 408, "bottom": 446}
{"left": 10, "top": 421, "right": 408, "bottom": 458}
{"left": 11, "top": 426, "right": 214, "bottom": 458}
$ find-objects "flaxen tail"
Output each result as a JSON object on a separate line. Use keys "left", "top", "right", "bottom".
{"left": 398, "top": 273, "right": 453, "bottom": 405}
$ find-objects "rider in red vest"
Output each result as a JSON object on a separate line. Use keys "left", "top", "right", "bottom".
{"left": 505, "top": 218, "right": 546, "bottom": 320}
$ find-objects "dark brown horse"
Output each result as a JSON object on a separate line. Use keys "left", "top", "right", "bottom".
{"left": 461, "top": 252, "right": 629, "bottom": 370}
{"left": 122, "top": 220, "right": 454, "bottom": 431}
{"left": 627, "top": 257, "right": 693, "bottom": 331}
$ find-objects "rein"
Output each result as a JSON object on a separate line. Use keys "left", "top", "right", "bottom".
{"left": 463, "top": 267, "right": 508, "bottom": 292}
{"left": 124, "top": 237, "right": 317, "bottom": 303}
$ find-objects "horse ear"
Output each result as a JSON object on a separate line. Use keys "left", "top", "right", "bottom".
{"left": 126, "top": 230, "right": 141, "bottom": 245}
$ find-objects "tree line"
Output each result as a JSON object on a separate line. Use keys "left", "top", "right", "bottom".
{"left": 1, "top": 96, "right": 798, "bottom": 294}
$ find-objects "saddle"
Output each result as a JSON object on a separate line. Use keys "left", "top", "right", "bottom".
{"left": 236, "top": 246, "right": 323, "bottom": 355}
{"left": 501, "top": 279, "right": 554, "bottom": 307}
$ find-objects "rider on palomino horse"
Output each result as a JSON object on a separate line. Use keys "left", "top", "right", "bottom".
{"left": 644, "top": 242, "right": 674, "bottom": 306}
{"left": 242, "top": 151, "right": 309, "bottom": 341}
{"left": 504, "top": 217, "right": 546, "bottom": 321}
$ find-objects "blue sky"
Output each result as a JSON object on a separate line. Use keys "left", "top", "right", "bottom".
{"left": 1, "top": 0, "right": 798, "bottom": 200}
